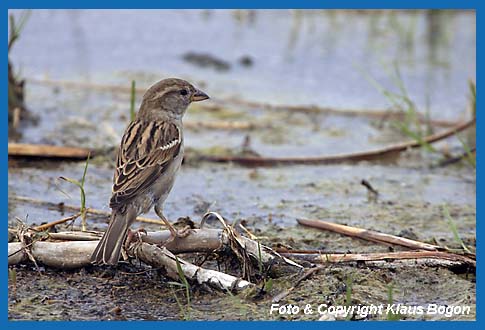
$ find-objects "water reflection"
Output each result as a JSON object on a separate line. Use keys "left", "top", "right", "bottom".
{"left": 426, "top": 10, "right": 453, "bottom": 68}
{"left": 68, "top": 10, "right": 91, "bottom": 80}
{"left": 9, "top": 9, "right": 475, "bottom": 119}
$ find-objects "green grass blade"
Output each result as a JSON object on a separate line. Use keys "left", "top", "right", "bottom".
{"left": 80, "top": 153, "right": 90, "bottom": 211}
{"left": 468, "top": 80, "right": 476, "bottom": 118}
{"left": 174, "top": 256, "right": 191, "bottom": 319}
{"left": 443, "top": 205, "right": 471, "bottom": 254}
{"left": 59, "top": 176, "right": 82, "bottom": 189}
{"left": 458, "top": 136, "right": 476, "bottom": 168}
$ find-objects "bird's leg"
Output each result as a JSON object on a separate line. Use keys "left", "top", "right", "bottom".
{"left": 155, "top": 205, "right": 177, "bottom": 238}
{"left": 154, "top": 206, "right": 192, "bottom": 244}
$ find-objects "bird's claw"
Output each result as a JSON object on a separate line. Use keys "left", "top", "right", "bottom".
{"left": 125, "top": 228, "right": 147, "bottom": 249}
{"left": 163, "top": 225, "right": 194, "bottom": 246}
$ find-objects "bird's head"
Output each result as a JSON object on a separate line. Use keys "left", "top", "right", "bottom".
{"left": 139, "top": 78, "right": 209, "bottom": 120}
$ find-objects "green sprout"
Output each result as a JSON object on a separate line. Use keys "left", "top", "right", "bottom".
{"left": 59, "top": 153, "right": 90, "bottom": 231}
{"left": 8, "top": 11, "right": 31, "bottom": 52}
{"left": 443, "top": 205, "right": 471, "bottom": 254}
{"left": 359, "top": 62, "right": 436, "bottom": 152}
{"left": 386, "top": 283, "right": 401, "bottom": 320}
{"left": 468, "top": 80, "right": 476, "bottom": 118}
{"left": 174, "top": 256, "right": 191, "bottom": 320}
{"left": 457, "top": 136, "right": 476, "bottom": 168}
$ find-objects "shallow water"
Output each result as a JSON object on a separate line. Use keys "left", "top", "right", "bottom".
{"left": 10, "top": 10, "right": 475, "bottom": 119}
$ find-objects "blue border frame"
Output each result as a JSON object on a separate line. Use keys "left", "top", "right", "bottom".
{"left": 2, "top": 0, "right": 479, "bottom": 9}
{"left": 3, "top": 0, "right": 480, "bottom": 328}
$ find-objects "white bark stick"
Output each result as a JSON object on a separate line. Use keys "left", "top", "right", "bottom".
{"left": 134, "top": 243, "right": 252, "bottom": 292}
{"left": 7, "top": 228, "right": 303, "bottom": 292}
{"left": 9, "top": 241, "right": 95, "bottom": 269}
{"left": 8, "top": 240, "right": 252, "bottom": 292}
{"left": 8, "top": 228, "right": 302, "bottom": 273}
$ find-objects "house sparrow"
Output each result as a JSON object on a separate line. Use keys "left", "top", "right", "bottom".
{"left": 91, "top": 78, "right": 209, "bottom": 265}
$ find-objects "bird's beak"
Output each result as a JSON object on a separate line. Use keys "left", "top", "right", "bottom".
{"left": 191, "top": 89, "right": 210, "bottom": 102}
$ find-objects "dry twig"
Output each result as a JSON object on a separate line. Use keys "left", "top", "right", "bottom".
{"left": 33, "top": 212, "right": 81, "bottom": 231}
{"left": 297, "top": 218, "right": 442, "bottom": 251}
{"left": 198, "top": 119, "right": 475, "bottom": 166}
{"left": 280, "top": 250, "right": 476, "bottom": 269}
{"left": 8, "top": 143, "right": 94, "bottom": 159}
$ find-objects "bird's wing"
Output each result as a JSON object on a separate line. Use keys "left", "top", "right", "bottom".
{"left": 109, "top": 119, "right": 182, "bottom": 209}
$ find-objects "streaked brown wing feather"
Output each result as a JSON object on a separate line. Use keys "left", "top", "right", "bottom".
{"left": 109, "top": 119, "right": 181, "bottom": 209}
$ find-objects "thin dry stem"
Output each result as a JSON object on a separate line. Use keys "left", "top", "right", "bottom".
{"left": 33, "top": 212, "right": 82, "bottom": 232}
{"left": 297, "top": 218, "right": 442, "bottom": 251}
{"left": 198, "top": 119, "right": 475, "bottom": 166}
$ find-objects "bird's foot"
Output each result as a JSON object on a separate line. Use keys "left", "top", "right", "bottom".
{"left": 163, "top": 224, "right": 194, "bottom": 246}
{"left": 124, "top": 227, "right": 147, "bottom": 249}
{"left": 175, "top": 225, "right": 193, "bottom": 238}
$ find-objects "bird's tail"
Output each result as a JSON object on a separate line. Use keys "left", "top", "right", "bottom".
{"left": 91, "top": 207, "right": 136, "bottom": 265}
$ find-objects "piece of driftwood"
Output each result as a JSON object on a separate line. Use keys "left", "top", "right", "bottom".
{"left": 30, "top": 78, "right": 458, "bottom": 128}
{"left": 9, "top": 241, "right": 95, "bottom": 269}
{"left": 297, "top": 218, "right": 442, "bottom": 251}
{"left": 8, "top": 240, "right": 252, "bottom": 292}
{"left": 7, "top": 229, "right": 227, "bottom": 264}
{"left": 198, "top": 119, "right": 475, "bottom": 166}
{"left": 8, "top": 227, "right": 301, "bottom": 287}
{"left": 8, "top": 227, "right": 302, "bottom": 275}
{"left": 7, "top": 230, "right": 222, "bottom": 266}
{"left": 132, "top": 243, "right": 252, "bottom": 292}
{"left": 8, "top": 143, "right": 94, "bottom": 159}
{"left": 280, "top": 251, "right": 476, "bottom": 270}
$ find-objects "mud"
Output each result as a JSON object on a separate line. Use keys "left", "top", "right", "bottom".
{"left": 8, "top": 233, "right": 475, "bottom": 320}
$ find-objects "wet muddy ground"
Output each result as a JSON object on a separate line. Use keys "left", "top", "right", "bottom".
{"left": 8, "top": 256, "right": 476, "bottom": 321}
{"left": 8, "top": 10, "right": 475, "bottom": 321}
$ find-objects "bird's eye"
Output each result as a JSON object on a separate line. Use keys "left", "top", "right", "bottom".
{"left": 180, "top": 89, "right": 188, "bottom": 96}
